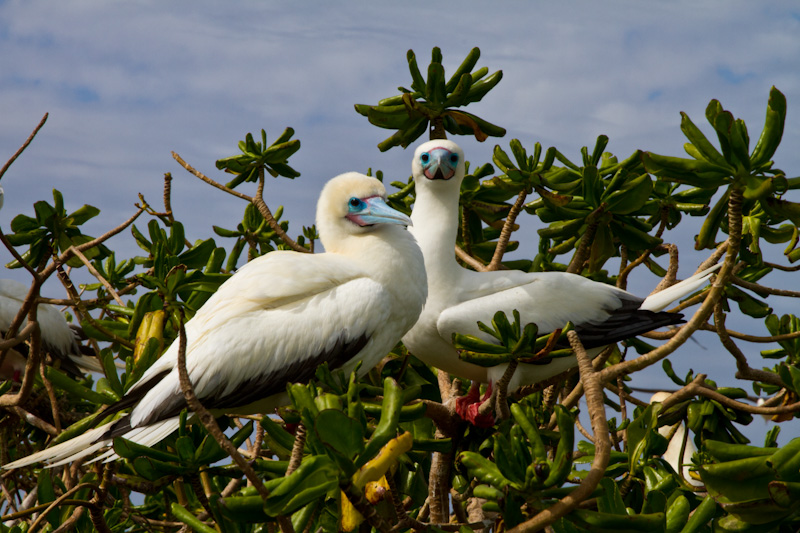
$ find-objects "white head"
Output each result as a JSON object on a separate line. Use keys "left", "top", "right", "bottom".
{"left": 316, "top": 172, "right": 412, "bottom": 253}
{"left": 412, "top": 139, "right": 466, "bottom": 194}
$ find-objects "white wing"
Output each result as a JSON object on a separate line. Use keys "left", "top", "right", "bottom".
{"left": 437, "top": 270, "right": 629, "bottom": 343}
{"left": 127, "top": 251, "right": 397, "bottom": 428}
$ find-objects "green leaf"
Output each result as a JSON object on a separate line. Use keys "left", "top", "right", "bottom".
{"left": 315, "top": 409, "right": 365, "bottom": 461}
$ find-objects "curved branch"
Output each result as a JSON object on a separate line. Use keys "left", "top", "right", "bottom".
{"left": 487, "top": 189, "right": 527, "bottom": 271}
{"left": 598, "top": 187, "right": 743, "bottom": 383}
{"left": 508, "top": 332, "right": 611, "bottom": 532}
{"left": 455, "top": 245, "right": 487, "bottom": 272}
{"left": 0, "top": 113, "right": 48, "bottom": 181}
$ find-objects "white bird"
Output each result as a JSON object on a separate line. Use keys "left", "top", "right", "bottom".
{"left": 3, "top": 172, "right": 426, "bottom": 468}
{"left": 0, "top": 278, "right": 103, "bottom": 381}
{"left": 402, "top": 139, "right": 718, "bottom": 425}
{"left": 651, "top": 392, "right": 702, "bottom": 486}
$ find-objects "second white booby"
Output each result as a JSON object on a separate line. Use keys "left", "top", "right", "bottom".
{"left": 402, "top": 139, "right": 717, "bottom": 425}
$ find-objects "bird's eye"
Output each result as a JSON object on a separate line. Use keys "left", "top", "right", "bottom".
{"left": 348, "top": 197, "right": 365, "bottom": 211}
{"left": 450, "top": 153, "right": 459, "bottom": 164}
{"left": 420, "top": 153, "right": 430, "bottom": 163}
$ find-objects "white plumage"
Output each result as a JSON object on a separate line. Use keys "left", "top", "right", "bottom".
{"left": 0, "top": 278, "right": 103, "bottom": 380}
{"left": 4, "top": 172, "right": 426, "bottom": 468}
{"left": 651, "top": 392, "right": 702, "bottom": 486}
{"left": 402, "top": 140, "right": 717, "bottom": 421}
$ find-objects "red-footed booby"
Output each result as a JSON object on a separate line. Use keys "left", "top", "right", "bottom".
{"left": 4, "top": 172, "right": 426, "bottom": 468}
{"left": 651, "top": 392, "right": 702, "bottom": 486}
{"left": 402, "top": 139, "right": 718, "bottom": 425}
{"left": 0, "top": 278, "right": 103, "bottom": 381}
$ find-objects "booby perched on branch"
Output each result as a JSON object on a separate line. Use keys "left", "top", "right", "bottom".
{"left": 4, "top": 172, "right": 426, "bottom": 468}
{"left": 0, "top": 182, "right": 101, "bottom": 380}
{"left": 0, "top": 278, "right": 102, "bottom": 381}
{"left": 402, "top": 139, "right": 717, "bottom": 424}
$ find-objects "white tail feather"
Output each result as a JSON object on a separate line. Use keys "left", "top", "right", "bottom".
{"left": 68, "top": 353, "right": 106, "bottom": 373}
{"left": 95, "top": 418, "right": 180, "bottom": 464}
{"left": 48, "top": 441, "right": 110, "bottom": 468}
{"left": 3, "top": 416, "right": 181, "bottom": 469}
{"left": 641, "top": 264, "right": 720, "bottom": 312}
{"left": 2, "top": 422, "right": 115, "bottom": 470}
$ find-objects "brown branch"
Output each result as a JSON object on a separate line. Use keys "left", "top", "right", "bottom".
{"left": 486, "top": 189, "right": 527, "bottom": 271}
{"left": 171, "top": 151, "right": 250, "bottom": 201}
{"left": 732, "top": 276, "right": 800, "bottom": 298}
{"left": 765, "top": 261, "right": 800, "bottom": 272}
{"left": 655, "top": 375, "right": 800, "bottom": 416}
{"left": 508, "top": 332, "right": 611, "bottom": 532}
{"left": 0, "top": 113, "right": 48, "bottom": 181}
{"left": 3, "top": 406, "right": 58, "bottom": 437}
{"left": 67, "top": 246, "right": 125, "bottom": 306}
{"left": 39, "top": 205, "right": 145, "bottom": 281}
{"left": 285, "top": 423, "right": 306, "bottom": 476}
{"left": 0, "top": 323, "right": 42, "bottom": 408}
{"left": 253, "top": 171, "right": 308, "bottom": 253}
{"left": 0, "top": 228, "right": 37, "bottom": 278}
{"left": 172, "top": 151, "right": 307, "bottom": 254}
{"left": 27, "top": 482, "right": 100, "bottom": 533}
{"left": 455, "top": 245, "right": 487, "bottom": 271}
{"left": 39, "top": 360, "right": 62, "bottom": 432}
{"left": 649, "top": 244, "right": 678, "bottom": 295}
{"left": 174, "top": 316, "right": 270, "bottom": 499}
{"left": 617, "top": 246, "right": 656, "bottom": 290}
{"left": 596, "top": 188, "right": 743, "bottom": 384}
{"left": 713, "top": 300, "right": 786, "bottom": 388}
{"left": 88, "top": 465, "right": 113, "bottom": 533}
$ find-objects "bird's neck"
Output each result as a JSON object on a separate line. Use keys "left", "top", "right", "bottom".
{"left": 330, "top": 226, "right": 426, "bottom": 289}
{"left": 410, "top": 183, "right": 462, "bottom": 285}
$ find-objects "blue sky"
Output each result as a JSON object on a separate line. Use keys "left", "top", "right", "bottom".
{"left": 1, "top": 1, "right": 799, "bottom": 440}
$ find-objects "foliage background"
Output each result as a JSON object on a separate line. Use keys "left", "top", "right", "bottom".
{"left": 3, "top": 1, "right": 799, "bottom": 443}
{"left": 2, "top": 2, "right": 800, "bottom": 532}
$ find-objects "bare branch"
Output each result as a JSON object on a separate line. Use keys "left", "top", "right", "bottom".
{"left": 508, "top": 332, "right": 611, "bottom": 532}
{"left": 486, "top": 189, "right": 527, "bottom": 271}
{"left": 68, "top": 246, "right": 125, "bottom": 306}
{"left": 0, "top": 113, "right": 48, "bottom": 181}
{"left": 455, "top": 245, "right": 487, "bottom": 271}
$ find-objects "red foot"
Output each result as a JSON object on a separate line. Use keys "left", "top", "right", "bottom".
{"left": 455, "top": 382, "right": 495, "bottom": 428}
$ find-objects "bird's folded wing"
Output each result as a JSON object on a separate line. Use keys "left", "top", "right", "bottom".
{"left": 127, "top": 253, "right": 394, "bottom": 427}
{"left": 437, "top": 272, "right": 629, "bottom": 344}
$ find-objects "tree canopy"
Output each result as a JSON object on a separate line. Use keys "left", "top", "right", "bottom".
{"left": 2, "top": 47, "right": 800, "bottom": 533}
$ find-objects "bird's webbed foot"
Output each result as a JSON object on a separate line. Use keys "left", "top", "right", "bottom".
{"left": 455, "top": 381, "right": 495, "bottom": 428}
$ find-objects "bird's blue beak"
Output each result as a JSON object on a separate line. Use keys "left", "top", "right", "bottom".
{"left": 422, "top": 147, "right": 458, "bottom": 181}
{"left": 347, "top": 196, "right": 413, "bottom": 227}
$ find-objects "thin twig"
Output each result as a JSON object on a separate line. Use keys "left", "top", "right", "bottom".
{"left": 567, "top": 205, "right": 606, "bottom": 274}
{"left": 38, "top": 206, "right": 145, "bottom": 282}
{"left": 0, "top": 113, "right": 48, "bottom": 181}
{"left": 253, "top": 171, "right": 308, "bottom": 253}
{"left": 67, "top": 246, "right": 125, "bottom": 306}
{"left": 732, "top": 276, "right": 800, "bottom": 298}
{"left": 171, "top": 151, "right": 250, "bottom": 201}
{"left": 172, "top": 151, "right": 308, "bottom": 253}
{"left": 713, "top": 300, "right": 785, "bottom": 388}
{"left": 28, "top": 483, "right": 100, "bottom": 533}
